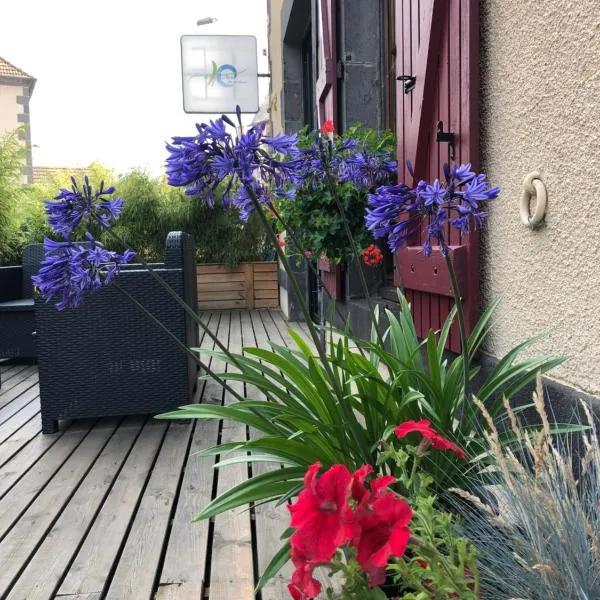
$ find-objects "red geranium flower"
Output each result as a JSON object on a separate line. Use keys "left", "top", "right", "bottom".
{"left": 321, "top": 119, "right": 334, "bottom": 134}
{"left": 394, "top": 420, "right": 467, "bottom": 460}
{"left": 361, "top": 244, "right": 383, "bottom": 267}
{"left": 288, "top": 545, "right": 322, "bottom": 599}
{"left": 288, "top": 462, "right": 353, "bottom": 562}
{"left": 288, "top": 463, "right": 415, "bottom": 597}
{"left": 350, "top": 464, "right": 373, "bottom": 506}
{"left": 355, "top": 493, "right": 413, "bottom": 587}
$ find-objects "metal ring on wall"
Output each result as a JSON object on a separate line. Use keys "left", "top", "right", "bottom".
{"left": 520, "top": 171, "right": 547, "bottom": 228}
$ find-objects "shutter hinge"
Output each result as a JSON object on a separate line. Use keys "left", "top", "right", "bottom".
{"left": 336, "top": 60, "right": 344, "bottom": 79}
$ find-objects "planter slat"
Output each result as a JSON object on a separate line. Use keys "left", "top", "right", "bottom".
{"left": 196, "top": 262, "right": 278, "bottom": 310}
{"left": 197, "top": 281, "right": 246, "bottom": 292}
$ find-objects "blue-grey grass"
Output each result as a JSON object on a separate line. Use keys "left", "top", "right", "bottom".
{"left": 449, "top": 374, "right": 600, "bottom": 600}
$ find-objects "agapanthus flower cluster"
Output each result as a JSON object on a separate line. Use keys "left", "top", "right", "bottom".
{"left": 361, "top": 244, "right": 383, "bottom": 267}
{"left": 35, "top": 178, "right": 134, "bottom": 309}
{"left": 291, "top": 124, "right": 396, "bottom": 192}
{"left": 165, "top": 105, "right": 299, "bottom": 219}
{"left": 287, "top": 462, "right": 412, "bottom": 599}
{"left": 44, "top": 176, "right": 124, "bottom": 239}
{"left": 365, "top": 161, "right": 499, "bottom": 255}
{"left": 32, "top": 237, "right": 135, "bottom": 310}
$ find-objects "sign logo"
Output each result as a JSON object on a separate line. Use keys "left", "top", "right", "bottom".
{"left": 181, "top": 35, "right": 259, "bottom": 114}
{"left": 208, "top": 61, "right": 245, "bottom": 88}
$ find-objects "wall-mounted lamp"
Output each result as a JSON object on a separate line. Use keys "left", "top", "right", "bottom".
{"left": 197, "top": 17, "right": 217, "bottom": 26}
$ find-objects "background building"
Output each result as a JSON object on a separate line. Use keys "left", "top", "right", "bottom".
{"left": 0, "top": 56, "right": 35, "bottom": 184}
{"left": 268, "top": 0, "right": 600, "bottom": 410}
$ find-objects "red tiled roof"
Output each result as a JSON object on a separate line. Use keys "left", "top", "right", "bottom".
{"left": 0, "top": 56, "right": 34, "bottom": 80}
{"left": 32, "top": 166, "right": 91, "bottom": 185}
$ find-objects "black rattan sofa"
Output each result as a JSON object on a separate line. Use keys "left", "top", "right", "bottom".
{"left": 34, "top": 232, "right": 199, "bottom": 433}
{"left": 0, "top": 244, "right": 43, "bottom": 387}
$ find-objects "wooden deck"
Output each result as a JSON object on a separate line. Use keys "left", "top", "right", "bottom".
{"left": 0, "top": 309, "right": 312, "bottom": 600}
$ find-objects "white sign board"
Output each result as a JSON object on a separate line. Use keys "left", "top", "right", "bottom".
{"left": 181, "top": 35, "right": 259, "bottom": 114}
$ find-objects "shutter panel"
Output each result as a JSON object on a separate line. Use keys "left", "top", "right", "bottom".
{"left": 316, "top": 0, "right": 337, "bottom": 126}
{"left": 316, "top": 0, "right": 341, "bottom": 297}
{"left": 394, "top": 0, "right": 480, "bottom": 352}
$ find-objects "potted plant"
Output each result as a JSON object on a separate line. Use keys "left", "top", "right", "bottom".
{"left": 274, "top": 122, "right": 395, "bottom": 301}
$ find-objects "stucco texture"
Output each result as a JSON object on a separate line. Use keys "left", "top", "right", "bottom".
{"left": 0, "top": 84, "right": 20, "bottom": 134}
{"left": 480, "top": 1, "right": 600, "bottom": 396}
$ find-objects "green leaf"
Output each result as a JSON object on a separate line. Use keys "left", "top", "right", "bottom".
{"left": 255, "top": 541, "right": 291, "bottom": 592}
{"left": 195, "top": 467, "right": 305, "bottom": 520}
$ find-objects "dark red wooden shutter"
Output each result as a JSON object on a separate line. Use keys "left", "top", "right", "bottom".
{"left": 316, "top": 0, "right": 337, "bottom": 127}
{"left": 394, "top": 0, "right": 480, "bottom": 352}
{"left": 316, "top": 0, "right": 342, "bottom": 297}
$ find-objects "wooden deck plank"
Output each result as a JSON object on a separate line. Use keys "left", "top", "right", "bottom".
{"left": 0, "top": 373, "right": 39, "bottom": 411}
{"left": 155, "top": 313, "right": 223, "bottom": 600}
{"left": 246, "top": 311, "right": 292, "bottom": 600}
{"left": 54, "top": 594, "right": 101, "bottom": 600}
{"left": 0, "top": 311, "right": 304, "bottom": 600}
{"left": 0, "top": 365, "right": 34, "bottom": 390}
{"left": 57, "top": 420, "right": 167, "bottom": 598}
{"left": 0, "top": 416, "right": 42, "bottom": 469}
{"left": 0, "top": 420, "right": 93, "bottom": 504}
{"left": 5, "top": 417, "right": 145, "bottom": 600}
{"left": 209, "top": 311, "right": 254, "bottom": 600}
{"left": 0, "top": 391, "right": 39, "bottom": 442}
{"left": 104, "top": 420, "right": 195, "bottom": 600}
{"left": 0, "top": 419, "right": 120, "bottom": 594}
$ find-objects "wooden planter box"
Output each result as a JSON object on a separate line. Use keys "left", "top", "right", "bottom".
{"left": 196, "top": 262, "right": 278, "bottom": 310}
{"left": 318, "top": 257, "right": 342, "bottom": 299}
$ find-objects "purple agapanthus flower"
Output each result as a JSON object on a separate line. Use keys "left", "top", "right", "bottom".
{"left": 43, "top": 177, "right": 124, "bottom": 239}
{"left": 339, "top": 152, "right": 397, "bottom": 188}
{"left": 32, "top": 236, "right": 135, "bottom": 310}
{"left": 290, "top": 132, "right": 396, "bottom": 192}
{"left": 165, "top": 107, "right": 299, "bottom": 219}
{"left": 365, "top": 161, "right": 499, "bottom": 255}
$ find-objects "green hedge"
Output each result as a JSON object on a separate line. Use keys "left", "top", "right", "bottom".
{"left": 0, "top": 155, "right": 270, "bottom": 267}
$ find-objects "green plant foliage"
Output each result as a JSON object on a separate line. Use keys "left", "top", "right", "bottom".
{"left": 276, "top": 124, "right": 395, "bottom": 262}
{"left": 450, "top": 378, "right": 600, "bottom": 600}
{"left": 159, "top": 291, "right": 564, "bottom": 518}
{"left": 2, "top": 164, "right": 269, "bottom": 267}
{"left": 0, "top": 129, "right": 28, "bottom": 264}
{"left": 97, "top": 170, "right": 270, "bottom": 265}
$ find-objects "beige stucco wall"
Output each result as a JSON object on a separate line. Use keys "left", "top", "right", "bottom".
{"left": 0, "top": 84, "right": 20, "bottom": 135}
{"left": 268, "top": 0, "right": 284, "bottom": 135}
{"left": 480, "top": 1, "right": 600, "bottom": 396}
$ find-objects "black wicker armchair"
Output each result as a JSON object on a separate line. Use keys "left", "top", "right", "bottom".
{"left": 35, "top": 232, "right": 199, "bottom": 433}
{"left": 0, "top": 244, "right": 42, "bottom": 386}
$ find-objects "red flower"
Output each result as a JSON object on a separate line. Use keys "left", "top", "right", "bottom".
{"left": 350, "top": 464, "right": 373, "bottom": 506}
{"left": 288, "top": 462, "right": 352, "bottom": 562}
{"left": 394, "top": 420, "right": 467, "bottom": 460}
{"left": 275, "top": 233, "right": 286, "bottom": 248}
{"left": 355, "top": 493, "right": 413, "bottom": 587}
{"left": 288, "top": 545, "right": 322, "bottom": 599}
{"left": 288, "top": 463, "right": 414, "bottom": 597}
{"left": 361, "top": 244, "right": 383, "bottom": 267}
{"left": 321, "top": 119, "right": 334, "bottom": 134}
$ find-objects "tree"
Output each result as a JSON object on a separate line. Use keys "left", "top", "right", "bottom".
{"left": 0, "top": 128, "right": 27, "bottom": 264}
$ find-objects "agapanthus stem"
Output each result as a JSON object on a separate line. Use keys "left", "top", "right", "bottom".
{"left": 327, "top": 175, "right": 386, "bottom": 350}
{"left": 444, "top": 253, "right": 470, "bottom": 402}
{"left": 105, "top": 229, "right": 242, "bottom": 370}
{"left": 247, "top": 188, "right": 372, "bottom": 462}
{"left": 114, "top": 283, "right": 245, "bottom": 403}
{"left": 268, "top": 205, "right": 367, "bottom": 359}
{"left": 248, "top": 191, "right": 334, "bottom": 367}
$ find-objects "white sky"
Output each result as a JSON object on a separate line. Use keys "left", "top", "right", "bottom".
{"left": 0, "top": 0, "right": 269, "bottom": 175}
